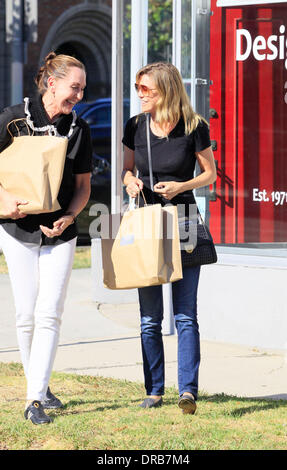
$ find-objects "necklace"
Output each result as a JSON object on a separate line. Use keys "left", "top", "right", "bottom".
{"left": 24, "top": 97, "right": 77, "bottom": 138}
{"left": 150, "top": 118, "right": 176, "bottom": 137}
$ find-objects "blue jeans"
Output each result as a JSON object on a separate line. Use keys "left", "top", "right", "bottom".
{"left": 138, "top": 266, "right": 201, "bottom": 399}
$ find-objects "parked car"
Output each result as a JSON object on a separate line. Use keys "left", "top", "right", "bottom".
{"left": 75, "top": 98, "right": 130, "bottom": 159}
{"left": 73, "top": 101, "right": 94, "bottom": 117}
{"left": 74, "top": 98, "right": 130, "bottom": 244}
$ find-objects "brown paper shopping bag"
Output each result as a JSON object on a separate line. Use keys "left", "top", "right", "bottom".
{"left": 162, "top": 204, "right": 183, "bottom": 283}
{"left": 100, "top": 202, "right": 182, "bottom": 290}
{"left": 0, "top": 119, "right": 68, "bottom": 217}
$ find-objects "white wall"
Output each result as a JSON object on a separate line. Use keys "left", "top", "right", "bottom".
{"left": 198, "top": 251, "right": 287, "bottom": 350}
{"left": 91, "top": 239, "right": 287, "bottom": 350}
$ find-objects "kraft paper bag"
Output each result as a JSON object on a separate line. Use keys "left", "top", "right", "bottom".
{"left": 0, "top": 121, "right": 68, "bottom": 217}
{"left": 100, "top": 203, "right": 182, "bottom": 290}
{"left": 162, "top": 204, "right": 183, "bottom": 283}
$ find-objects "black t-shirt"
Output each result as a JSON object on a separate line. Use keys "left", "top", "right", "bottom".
{"left": 122, "top": 113, "right": 211, "bottom": 212}
{"left": 0, "top": 95, "right": 92, "bottom": 245}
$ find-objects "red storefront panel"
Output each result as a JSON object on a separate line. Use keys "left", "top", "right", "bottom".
{"left": 209, "top": 1, "right": 287, "bottom": 244}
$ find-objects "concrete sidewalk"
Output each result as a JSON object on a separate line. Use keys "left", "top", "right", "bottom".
{"left": 1, "top": 268, "right": 287, "bottom": 400}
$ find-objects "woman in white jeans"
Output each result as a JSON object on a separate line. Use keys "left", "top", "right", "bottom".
{"left": 0, "top": 52, "right": 92, "bottom": 424}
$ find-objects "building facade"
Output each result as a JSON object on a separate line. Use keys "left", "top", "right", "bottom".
{"left": 209, "top": 0, "right": 287, "bottom": 247}
{"left": 107, "top": 0, "right": 287, "bottom": 349}
{"left": 0, "top": 0, "right": 112, "bottom": 108}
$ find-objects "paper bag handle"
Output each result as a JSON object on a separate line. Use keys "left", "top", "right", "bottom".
{"left": 126, "top": 189, "right": 148, "bottom": 213}
{"left": 136, "top": 189, "right": 147, "bottom": 207}
{"left": 7, "top": 119, "right": 34, "bottom": 138}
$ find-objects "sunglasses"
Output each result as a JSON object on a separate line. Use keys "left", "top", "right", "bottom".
{"left": 134, "top": 83, "right": 157, "bottom": 96}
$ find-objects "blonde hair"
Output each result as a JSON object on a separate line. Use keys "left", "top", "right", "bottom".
{"left": 35, "top": 52, "right": 86, "bottom": 95}
{"left": 136, "top": 62, "right": 207, "bottom": 135}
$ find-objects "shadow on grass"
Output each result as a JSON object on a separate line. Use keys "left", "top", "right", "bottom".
{"left": 56, "top": 393, "right": 287, "bottom": 418}
{"left": 42, "top": 393, "right": 287, "bottom": 424}
{"left": 50, "top": 396, "right": 142, "bottom": 416}
{"left": 198, "top": 393, "right": 287, "bottom": 417}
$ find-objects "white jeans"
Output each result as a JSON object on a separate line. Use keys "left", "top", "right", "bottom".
{"left": 0, "top": 226, "right": 76, "bottom": 401}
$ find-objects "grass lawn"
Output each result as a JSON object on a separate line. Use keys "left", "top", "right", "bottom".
{"left": 1, "top": 247, "right": 287, "bottom": 452}
{"left": 0, "top": 246, "right": 91, "bottom": 274}
{"left": 1, "top": 362, "right": 287, "bottom": 451}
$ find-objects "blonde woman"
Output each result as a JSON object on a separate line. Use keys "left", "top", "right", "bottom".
{"left": 122, "top": 62, "right": 216, "bottom": 414}
{"left": 0, "top": 52, "right": 92, "bottom": 424}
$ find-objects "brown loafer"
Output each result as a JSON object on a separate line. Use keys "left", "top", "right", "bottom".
{"left": 178, "top": 394, "right": 196, "bottom": 414}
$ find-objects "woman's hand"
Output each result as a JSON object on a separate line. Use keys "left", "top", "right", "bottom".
{"left": 126, "top": 177, "right": 144, "bottom": 198}
{"left": 40, "top": 214, "right": 75, "bottom": 238}
{"left": 0, "top": 189, "right": 28, "bottom": 219}
{"left": 40, "top": 173, "right": 91, "bottom": 238}
{"left": 154, "top": 181, "right": 184, "bottom": 200}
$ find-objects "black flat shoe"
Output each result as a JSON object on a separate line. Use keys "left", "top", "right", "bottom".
{"left": 24, "top": 400, "right": 51, "bottom": 425}
{"left": 139, "top": 397, "right": 163, "bottom": 409}
{"left": 42, "top": 387, "right": 63, "bottom": 409}
{"left": 178, "top": 394, "right": 197, "bottom": 415}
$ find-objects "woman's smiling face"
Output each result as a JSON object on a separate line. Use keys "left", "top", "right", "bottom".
{"left": 51, "top": 66, "right": 86, "bottom": 115}
{"left": 136, "top": 74, "right": 160, "bottom": 116}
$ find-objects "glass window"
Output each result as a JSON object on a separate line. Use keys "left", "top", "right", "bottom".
{"left": 181, "top": 0, "right": 192, "bottom": 96}
{"left": 209, "top": 1, "right": 287, "bottom": 253}
{"left": 123, "top": 0, "right": 131, "bottom": 106}
{"left": 147, "top": 0, "right": 173, "bottom": 63}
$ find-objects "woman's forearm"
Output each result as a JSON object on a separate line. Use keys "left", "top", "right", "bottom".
{"left": 40, "top": 175, "right": 91, "bottom": 238}
{"left": 66, "top": 186, "right": 90, "bottom": 218}
{"left": 122, "top": 169, "right": 137, "bottom": 186}
{"left": 180, "top": 168, "right": 217, "bottom": 193}
{"left": 65, "top": 174, "right": 91, "bottom": 218}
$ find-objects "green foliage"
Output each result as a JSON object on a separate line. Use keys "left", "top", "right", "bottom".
{"left": 148, "top": 0, "right": 173, "bottom": 61}
{"left": 124, "top": 0, "right": 173, "bottom": 63}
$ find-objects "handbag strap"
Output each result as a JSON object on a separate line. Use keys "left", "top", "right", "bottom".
{"left": 197, "top": 211, "right": 205, "bottom": 224}
{"left": 7, "top": 118, "right": 34, "bottom": 138}
{"left": 146, "top": 114, "right": 155, "bottom": 204}
{"left": 145, "top": 112, "right": 205, "bottom": 224}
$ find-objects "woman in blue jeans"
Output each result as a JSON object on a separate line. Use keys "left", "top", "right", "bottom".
{"left": 122, "top": 62, "right": 216, "bottom": 414}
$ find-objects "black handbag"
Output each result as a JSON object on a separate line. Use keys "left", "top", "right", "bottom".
{"left": 146, "top": 113, "right": 217, "bottom": 269}
{"left": 178, "top": 212, "right": 217, "bottom": 268}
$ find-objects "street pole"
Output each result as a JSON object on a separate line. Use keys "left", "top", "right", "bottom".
{"left": 111, "top": 0, "right": 124, "bottom": 215}
{"left": 129, "top": 0, "right": 148, "bottom": 117}
{"left": 9, "top": 0, "right": 24, "bottom": 105}
{"left": 130, "top": 0, "right": 175, "bottom": 335}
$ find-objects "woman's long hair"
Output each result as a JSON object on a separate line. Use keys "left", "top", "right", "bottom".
{"left": 136, "top": 62, "right": 207, "bottom": 135}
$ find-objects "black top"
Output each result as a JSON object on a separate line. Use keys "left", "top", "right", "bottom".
{"left": 0, "top": 94, "right": 92, "bottom": 245}
{"left": 122, "top": 113, "right": 211, "bottom": 214}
